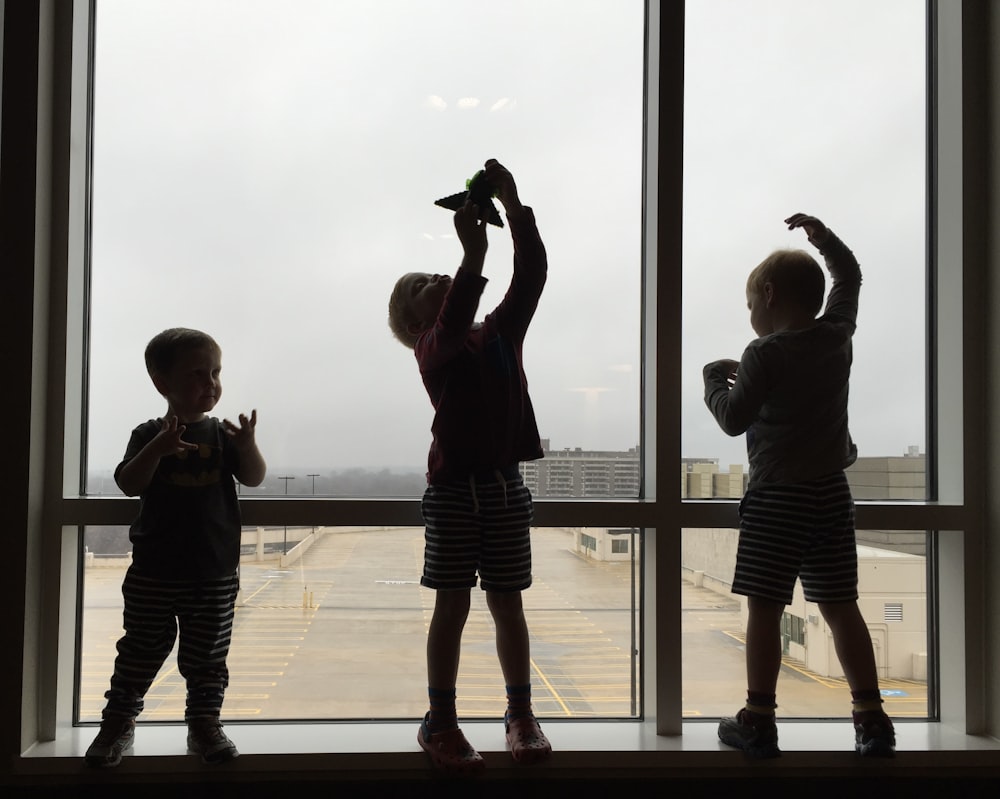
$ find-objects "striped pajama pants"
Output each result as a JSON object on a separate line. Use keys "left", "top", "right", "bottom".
{"left": 733, "top": 471, "right": 859, "bottom": 606}
{"left": 101, "top": 566, "right": 240, "bottom": 721}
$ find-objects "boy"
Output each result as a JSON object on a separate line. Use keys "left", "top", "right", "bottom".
{"left": 703, "top": 213, "right": 895, "bottom": 759}
{"left": 85, "top": 327, "right": 266, "bottom": 768}
{"left": 388, "top": 159, "right": 552, "bottom": 772}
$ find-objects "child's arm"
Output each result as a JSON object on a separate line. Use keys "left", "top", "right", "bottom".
{"left": 484, "top": 160, "right": 547, "bottom": 338}
{"left": 454, "top": 200, "right": 488, "bottom": 278}
{"left": 787, "top": 212, "right": 862, "bottom": 326}
{"left": 116, "top": 417, "right": 197, "bottom": 496}
{"left": 225, "top": 409, "right": 267, "bottom": 487}
{"left": 704, "top": 347, "right": 772, "bottom": 437}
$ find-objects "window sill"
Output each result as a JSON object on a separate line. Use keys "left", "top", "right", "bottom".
{"left": 16, "top": 720, "right": 1000, "bottom": 782}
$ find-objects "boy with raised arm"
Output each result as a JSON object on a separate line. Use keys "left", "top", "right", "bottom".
{"left": 703, "top": 214, "right": 895, "bottom": 759}
{"left": 388, "top": 159, "right": 552, "bottom": 772}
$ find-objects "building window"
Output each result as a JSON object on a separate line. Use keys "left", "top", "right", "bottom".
{"left": 36, "top": 0, "right": 948, "bottom": 747}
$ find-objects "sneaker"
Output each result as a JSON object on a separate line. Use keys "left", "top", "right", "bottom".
{"left": 417, "top": 712, "right": 485, "bottom": 774}
{"left": 186, "top": 719, "right": 239, "bottom": 764}
{"left": 718, "top": 707, "right": 780, "bottom": 759}
{"left": 855, "top": 711, "right": 896, "bottom": 757}
{"left": 84, "top": 716, "right": 135, "bottom": 768}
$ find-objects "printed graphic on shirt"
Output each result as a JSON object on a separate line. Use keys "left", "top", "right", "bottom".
{"left": 161, "top": 442, "right": 224, "bottom": 488}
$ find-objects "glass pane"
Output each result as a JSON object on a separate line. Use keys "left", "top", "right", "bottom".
{"left": 682, "top": 0, "right": 927, "bottom": 498}
{"left": 80, "top": 525, "right": 642, "bottom": 722}
{"left": 86, "top": 0, "right": 644, "bottom": 496}
{"left": 681, "top": 528, "right": 928, "bottom": 719}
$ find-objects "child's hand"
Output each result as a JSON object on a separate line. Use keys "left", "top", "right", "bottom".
{"left": 454, "top": 201, "right": 489, "bottom": 256}
{"left": 483, "top": 158, "right": 523, "bottom": 216}
{"left": 715, "top": 359, "right": 740, "bottom": 386}
{"left": 785, "top": 212, "right": 829, "bottom": 246}
{"left": 153, "top": 416, "right": 198, "bottom": 457}
{"left": 223, "top": 409, "right": 258, "bottom": 451}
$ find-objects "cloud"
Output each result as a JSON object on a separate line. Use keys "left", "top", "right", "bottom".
{"left": 490, "top": 97, "right": 516, "bottom": 112}
{"left": 456, "top": 97, "right": 480, "bottom": 110}
{"left": 425, "top": 95, "right": 447, "bottom": 110}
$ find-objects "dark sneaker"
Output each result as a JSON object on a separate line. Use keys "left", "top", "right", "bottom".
{"left": 84, "top": 716, "right": 135, "bottom": 768}
{"left": 187, "top": 719, "right": 239, "bottom": 764}
{"left": 855, "top": 711, "right": 896, "bottom": 757}
{"left": 718, "top": 707, "right": 780, "bottom": 759}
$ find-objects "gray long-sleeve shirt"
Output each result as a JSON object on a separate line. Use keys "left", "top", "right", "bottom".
{"left": 703, "top": 232, "right": 862, "bottom": 489}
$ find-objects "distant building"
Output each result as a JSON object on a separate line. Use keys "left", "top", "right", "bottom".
{"left": 522, "top": 439, "right": 641, "bottom": 497}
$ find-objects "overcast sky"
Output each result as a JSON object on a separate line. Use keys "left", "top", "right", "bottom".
{"left": 86, "top": 0, "right": 925, "bottom": 480}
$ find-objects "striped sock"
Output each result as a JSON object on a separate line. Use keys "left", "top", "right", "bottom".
{"left": 505, "top": 683, "right": 532, "bottom": 722}
{"left": 745, "top": 691, "right": 777, "bottom": 717}
{"left": 427, "top": 687, "right": 457, "bottom": 733}
{"left": 851, "top": 689, "right": 884, "bottom": 715}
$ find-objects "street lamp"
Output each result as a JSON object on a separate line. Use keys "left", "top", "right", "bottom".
{"left": 278, "top": 476, "right": 295, "bottom": 553}
{"left": 307, "top": 474, "right": 319, "bottom": 533}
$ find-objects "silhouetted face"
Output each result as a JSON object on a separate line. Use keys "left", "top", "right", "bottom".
{"left": 400, "top": 272, "right": 453, "bottom": 334}
{"left": 153, "top": 345, "right": 222, "bottom": 422}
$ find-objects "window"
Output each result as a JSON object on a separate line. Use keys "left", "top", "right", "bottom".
{"left": 11, "top": 0, "right": 999, "bottom": 778}
{"left": 78, "top": 0, "right": 932, "bottom": 727}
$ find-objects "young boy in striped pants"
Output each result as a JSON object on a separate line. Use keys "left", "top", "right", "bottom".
{"left": 85, "top": 328, "right": 266, "bottom": 767}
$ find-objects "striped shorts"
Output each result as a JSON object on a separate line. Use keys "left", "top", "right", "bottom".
{"left": 420, "top": 470, "right": 534, "bottom": 592}
{"left": 733, "top": 471, "right": 858, "bottom": 605}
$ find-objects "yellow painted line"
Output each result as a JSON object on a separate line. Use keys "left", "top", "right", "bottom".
{"left": 530, "top": 657, "right": 572, "bottom": 716}
{"left": 239, "top": 579, "right": 274, "bottom": 604}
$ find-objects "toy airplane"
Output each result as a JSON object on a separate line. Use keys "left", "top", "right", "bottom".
{"left": 434, "top": 169, "right": 505, "bottom": 227}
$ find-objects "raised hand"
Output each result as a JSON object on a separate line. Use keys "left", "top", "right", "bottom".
{"left": 154, "top": 415, "right": 198, "bottom": 457}
{"left": 223, "top": 409, "right": 258, "bottom": 452}
{"left": 785, "top": 212, "right": 829, "bottom": 246}
{"left": 483, "top": 158, "right": 523, "bottom": 216}
{"left": 454, "top": 200, "right": 489, "bottom": 256}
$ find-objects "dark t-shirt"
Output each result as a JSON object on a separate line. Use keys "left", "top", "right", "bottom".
{"left": 115, "top": 417, "right": 242, "bottom": 579}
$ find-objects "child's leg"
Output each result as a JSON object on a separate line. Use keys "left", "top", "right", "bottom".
{"left": 104, "top": 570, "right": 181, "bottom": 717}
{"left": 487, "top": 588, "right": 551, "bottom": 764}
{"left": 745, "top": 596, "right": 785, "bottom": 707}
{"left": 817, "top": 600, "right": 879, "bottom": 694}
{"left": 486, "top": 590, "right": 530, "bottom": 687}
{"left": 418, "top": 588, "right": 484, "bottom": 772}
{"left": 426, "top": 588, "right": 471, "bottom": 729}
{"left": 819, "top": 600, "right": 895, "bottom": 756}
{"left": 176, "top": 574, "right": 240, "bottom": 721}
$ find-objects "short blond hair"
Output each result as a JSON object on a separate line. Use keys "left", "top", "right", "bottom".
{"left": 388, "top": 275, "right": 420, "bottom": 349}
{"left": 746, "top": 249, "right": 825, "bottom": 317}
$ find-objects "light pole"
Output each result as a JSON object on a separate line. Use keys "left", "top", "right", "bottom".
{"left": 307, "top": 474, "right": 319, "bottom": 533}
{"left": 278, "top": 476, "right": 295, "bottom": 553}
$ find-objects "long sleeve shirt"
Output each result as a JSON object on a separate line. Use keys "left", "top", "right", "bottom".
{"left": 415, "top": 207, "right": 547, "bottom": 484}
{"left": 703, "top": 231, "right": 862, "bottom": 488}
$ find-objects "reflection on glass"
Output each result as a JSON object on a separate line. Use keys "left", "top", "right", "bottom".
{"left": 79, "top": 526, "right": 642, "bottom": 722}
{"left": 681, "top": 528, "right": 928, "bottom": 719}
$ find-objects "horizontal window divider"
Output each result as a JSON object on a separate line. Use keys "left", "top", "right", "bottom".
{"left": 61, "top": 497, "right": 967, "bottom": 532}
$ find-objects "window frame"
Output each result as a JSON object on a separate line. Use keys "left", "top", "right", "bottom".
{"left": 7, "top": 0, "right": 999, "bottom": 780}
